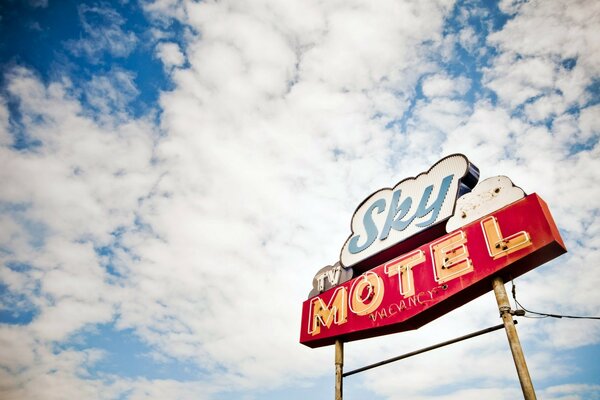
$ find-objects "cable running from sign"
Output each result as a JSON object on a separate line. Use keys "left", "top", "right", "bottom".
{"left": 511, "top": 281, "right": 600, "bottom": 320}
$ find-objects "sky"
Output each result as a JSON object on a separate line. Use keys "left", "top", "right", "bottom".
{"left": 0, "top": 0, "right": 599, "bottom": 399}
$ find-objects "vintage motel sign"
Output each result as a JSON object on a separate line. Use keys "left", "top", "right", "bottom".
{"left": 300, "top": 155, "right": 566, "bottom": 348}
{"left": 301, "top": 193, "right": 565, "bottom": 347}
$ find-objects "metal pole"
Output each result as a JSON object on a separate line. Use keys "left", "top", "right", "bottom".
{"left": 343, "top": 322, "right": 508, "bottom": 377}
{"left": 492, "top": 276, "right": 537, "bottom": 400}
{"left": 335, "top": 339, "right": 343, "bottom": 400}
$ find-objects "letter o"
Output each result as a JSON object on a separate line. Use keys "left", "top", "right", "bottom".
{"left": 349, "top": 271, "right": 384, "bottom": 316}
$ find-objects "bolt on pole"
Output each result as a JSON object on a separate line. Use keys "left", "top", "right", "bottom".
{"left": 492, "top": 276, "right": 537, "bottom": 400}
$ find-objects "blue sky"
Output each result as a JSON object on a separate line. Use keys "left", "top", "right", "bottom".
{"left": 1, "top": 0, "right": 599, "bottom": 399}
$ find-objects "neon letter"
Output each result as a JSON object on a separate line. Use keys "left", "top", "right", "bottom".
{"left": 380, "top": 189, "right": 413, "bottom": 239}
{"left": 308, "top": 287, "right": 348, "bottom": 336}
{"left": 415, "top": 174, "right": 454, "bottom": 227}
{"left": 348, "top": 199, "right": 386, "bottom": 253}
{"left": 349, "top": 271, "right": 385, "bottom": 316}
{"left": 481, "top": 216, "right": 532, "bottom": 259}
{"left": 430, "top": 230, "right": 473, "bottom": 283}
{"left": 384, "top": 250, "right": 426, "bottom": 297}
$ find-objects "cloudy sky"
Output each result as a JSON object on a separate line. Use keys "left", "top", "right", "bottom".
{"left": 1, "top": 0, "right": 599, "bottom": 399}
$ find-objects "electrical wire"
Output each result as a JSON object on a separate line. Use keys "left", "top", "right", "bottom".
{"left": 511, "top": 280, "right": 600, "bottom": 320}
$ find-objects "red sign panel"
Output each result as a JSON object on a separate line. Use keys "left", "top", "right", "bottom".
{"left": 300, "top": 194, "right": 566, "bottom": 348}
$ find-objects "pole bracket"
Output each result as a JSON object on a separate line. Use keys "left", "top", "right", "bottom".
{"left": 498, "top": 305, "right": 511, "bottom": 317}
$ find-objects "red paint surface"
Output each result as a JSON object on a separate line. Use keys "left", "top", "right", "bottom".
{"left": 300, "top": 194, "right": 566, "bottom": 348}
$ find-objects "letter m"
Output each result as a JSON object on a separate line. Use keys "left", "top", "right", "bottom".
{"left": 308, "top": 287, "right": 348, "bottom": 336}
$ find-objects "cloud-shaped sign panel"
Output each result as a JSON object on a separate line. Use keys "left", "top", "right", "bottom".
{"left": 446, "top": 176, "right": 525, "bottom": 232}
{"left": 340, "top": 154, "right": 479, "bottom": 268}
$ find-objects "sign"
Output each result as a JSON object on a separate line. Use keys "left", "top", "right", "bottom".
{"left": 308, "top": 262, "right": 354, "bottom": 298}
{"left": 300, "top": 194, "right": 566, "bottom": 348}
{"left": 340, "top": 154, "right": 479, "bottom": 272}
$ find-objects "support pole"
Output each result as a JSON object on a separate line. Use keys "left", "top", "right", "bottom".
{"left": 335, "top": 340, "right": 343, "bottom": 400}
{"left": 492, "top": 276, "right": 537, "bottom": 400}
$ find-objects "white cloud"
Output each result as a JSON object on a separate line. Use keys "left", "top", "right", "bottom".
{"left": 66, "top": 4, "right": 138, "bottom": 61}
{"left": 541, "top": 384, "right": 600, "bottom": 400}
{"left": 487, "top": 0, "right": 600, "bottom": 110}
{"left": 441, "top": 101, "right": 520, "bottom": 162}
{"left": 578, "top": 104, "right": 600, "bottom": 141}
{"left": 84, "top": 68, "right": 140, "bottom": 118}
{"left": 0, "top": 65, "right": 159, "bottom": 395}
{"left": 484, "top": 54, "right": 556, "bottom": 109}
{"left": 422, "top": 74, "right": 470, "bottom": 98}
{"left": 142, "top": 0, "right": 187, "bottom": 22}
{"left": 458, "top": 26, "right": 478, "bottom": 52}
{"left": 498, "top": 0, "right": 526, "bottom": 15}
{"left": 155, "top": 42, "right": 186, "bottom": 69}
{"left": 523, "top": 93, "right": 566, "bottom": 122}
{"left": 0, "top": 98, "right": 11, "bottom": 146}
